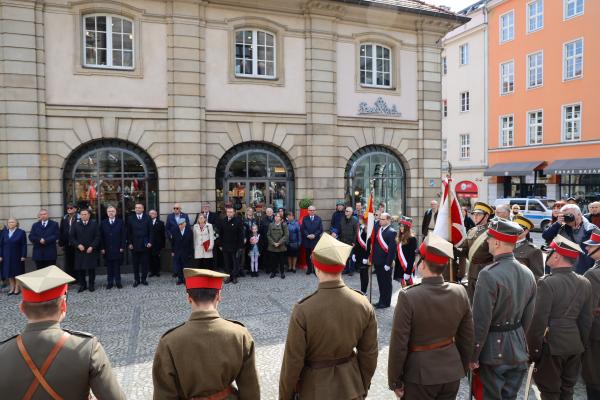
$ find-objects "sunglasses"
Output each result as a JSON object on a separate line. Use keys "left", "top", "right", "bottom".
{"left": 173, "top": 207, "right": 180, "bottom": 210}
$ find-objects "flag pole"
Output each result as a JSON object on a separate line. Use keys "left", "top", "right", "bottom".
{"left": 447, "top": 163, "right": 454, "bottom": 283}
{"left": 368, "top": 179, "right": 375, "bottom": 305}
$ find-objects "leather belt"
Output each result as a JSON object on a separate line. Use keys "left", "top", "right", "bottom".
{"left": 489, "top": 321, "right": 522, "bottom": 332}
{"left": 190, "top": 385, "right": 234, "bottom": 400}
{"left": 409, "top": 337, "right": 455, "bottom": 352}
{"left": 306, "top": 352, "right": 355, "bottom": 369}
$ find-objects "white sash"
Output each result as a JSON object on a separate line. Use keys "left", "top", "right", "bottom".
{"left": 396, "top": 243, "right": 407, "bottom": 271}
{"left": 377, "top": 227, "right": 389, "bottom": 253}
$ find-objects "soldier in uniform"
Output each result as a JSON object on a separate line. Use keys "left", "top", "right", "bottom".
{"left": 470, "top": 218, "right": 537, "bottom": 400}
{"left": 460, "top": 201, "right": 494, "bottom": 302}
{"left": 527, "top": 235, "right": 593, "bottom": 400}
{"left": 513, "top": 215, "right": 544, "bottom": 279}
{"left": 388, "top": 233, "right": 474, "bottom": 399}
{"left": 0, "top": 266, "right": 124, "bottom": 399}
{"left": 279, "top": 233, "right": 378, "bottom": 400}
{"left": 582, "top": 228, "right": 600, "bottom": 399}
{"left": 152, "top": 268, "right": 260, "bottom": 399}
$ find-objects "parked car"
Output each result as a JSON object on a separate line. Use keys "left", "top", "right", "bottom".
{"left": 493, "top": 197, "right": 556, "bottom": 231}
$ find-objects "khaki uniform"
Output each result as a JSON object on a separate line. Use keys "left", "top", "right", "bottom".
{"left": 0, "top": 321, "right": 124, "bottom": 400}
{"left": 462, "top": 225, "right": 493, "bottom": 301}
{"left": 153, "top": 310, "right": 260, "bottom": 399}
{"left": 513, "top": 240, "right": 544, "bottom": 279}
{"left": 388, "top": 276, "right": 474, "bottom": 398}
{"left": 527, "top": 268, "right": 592, "bottom": 399}
{"left": 279, "top": 280, "right": 378, "bottom": 400}
{"left": 583, "top": 262, "right": 600, "bottom": 393}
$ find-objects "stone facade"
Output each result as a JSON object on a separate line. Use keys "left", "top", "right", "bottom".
{"left": 0, "top": 0, "right": 466, "bottom": 235}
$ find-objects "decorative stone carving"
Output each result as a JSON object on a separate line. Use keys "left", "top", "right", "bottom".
{"left": 358, "top": 97, "right": 401, "bottom": 116}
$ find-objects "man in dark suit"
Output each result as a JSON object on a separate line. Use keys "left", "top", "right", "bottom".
{"left": 149, "top": 209, "right": 166, "bottom": 277}
{"left": 259, "top": 208, "right": 274, "bottom": 272}
{"left": 170, "top": 218, "right": 194, "bottom": 285}
{"left": 165, "top": 203, "right": 190, "bottom": 239}
{"left": 70, "top": 209, "right": 100, "bottom": 292}
{"left": 194, "top": 203, "right": 220, "bottom": 226}
{"left": 220, "top": 206, "right": 244, "bottom": 284}
{"left": 59, "top": 203, "right": 79, "bottom": 277}
{"left": 301, "top": 205, "right": 323, "bottom": 275}
{"left": 421, "top": 200, "right": 438, "bottom": 237}
{"left": 372, "top": 213, "right": 397, "bottom": 308}
{"left": 127, "top": 203, "right": 152, "bottom": 287}
{"left": 100, "top": 205, "right": 126, "bottom": 289}
{"left": 29, "top": 208, "right": 60, "bottom": 269}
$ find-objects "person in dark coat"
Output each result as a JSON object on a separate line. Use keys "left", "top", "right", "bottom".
{"left": 165, "top": 203, "right": 190, "bottom": 239}
{"left": 220, "top": 206, "right": 244, "bottom": 284}
{"left": 258, "top": 208, "right": 274, "bottom": 273}
{"left": 70, "top": 209, "right": 100, "bottom": 292}
{"left": 127, "top": 203, "right": 152, "bottom": 287}
{"left": 394, "top": 219, "right": 418, "bottom": 286}
{"left": 301, "top": 205, "right": 323, "bottom": 275}
{"left": 170, "top": 218, "right": 194, "bottom": 285}
{"left": 0, "top": 218, "right": 27, "bottom": 295}
{"left": 352, "top": 214, "right": 371, "bottom": 295}
{"left": 100, "top": 206, "right": 126, "bottom": 289}
{"left": 29, "top": 209, "right": 59, "bottom": 269}
{"left": 421, "top": 200, "right": 438, "bottom": 237}
{"left": 337, "top": 207, "right": 358, "bottom": 276}
{"left": 372, "top": 213, "right": 397, "bottom": 309}
{"left": 329, "top": 201, "right": 346, "bottom": 237}
{"left": 149, "top": 209, "right": 166, "bottom": 277}
{"left": 58, "top": 203, "right": 79, "bottom": 277}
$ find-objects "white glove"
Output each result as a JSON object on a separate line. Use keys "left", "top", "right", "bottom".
{"left": 352, "top": 254, "right": 356, "bottom": 262}
{"left": 362, "top": 258, "right": 368, "bottom": 264}
{"left": 404, "top": 273, "right": 411, "bottom": 281}
{"left": 384, "top": 265, "right": 391, "bottom": 272}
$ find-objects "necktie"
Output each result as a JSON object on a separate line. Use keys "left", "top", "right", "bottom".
{"left": 42, "top": 222, "right": 46, "bottom": 228}
{"left": 153, "top": 219, "right": 156, "bottom": 226}
{"left": 138, "top": 215, "right": 141, "bottom": 220}
{"left": 311, "top": 216, "right": 314, "bottom": 222}
{"left": 110, "top": 219, "right": 114, "bottom": 225}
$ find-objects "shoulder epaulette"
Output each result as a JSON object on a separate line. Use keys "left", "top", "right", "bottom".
{"left": 351, "top": 288, "right": 365, "bottom": 296}
{"left": 62, "top": 328, "right": 94, "bottom": 338}
{"left": 0, "top": 334, "right": 18, "bottom": 344}
{"left": 297, "top": 291, "right": 318, "bottom": 304}
{"left": 160, "top": 323, "right": 185, "bottom": 338}
{"left": 225, "top": 319, "right": 246, "bottom": 327}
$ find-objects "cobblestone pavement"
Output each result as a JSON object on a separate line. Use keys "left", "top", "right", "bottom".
{"left": 0, "top": 258, "right": 585, "bottom": 399}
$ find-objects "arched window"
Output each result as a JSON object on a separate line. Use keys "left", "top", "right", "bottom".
{"left": 235, "top": 29, "right": 276, "bottom": 78}
{"left": 63, "top": 140, "right": 158, "bottom": 220}
{"left": 345, "top": 146, "right": 405, "bottom": 215}
{"left": 83, "top": 14, "right": 134, "bottom": 69}
{"left": 216, "top": 143, "right": 294, "bottom": 213}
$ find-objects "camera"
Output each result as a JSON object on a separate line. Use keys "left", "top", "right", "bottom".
{"left": 563, "top": 214, "right": 575, "bottom": 223}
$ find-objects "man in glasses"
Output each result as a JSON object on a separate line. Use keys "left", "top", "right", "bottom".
{"left": 166, "top": 203, "right": 190, "bottom": 239}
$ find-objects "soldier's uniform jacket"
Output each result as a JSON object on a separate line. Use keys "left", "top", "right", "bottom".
{"left": 388, "top": 276, "right": 474, "bottom": 389}
{"left": 513, "top": 240, "right": 544, "bottom": 279}
{"left": 471, "top": 253, "right": 537, "bottom": 366}
{"left": 152, "top": 310, "right": 260, "bottom": 400}
{"left": 583, "top": 261, "right": 600, "bottom": 388}
{"left": 463, "top": 225, "right": 493, "bottom": 280}
{"left": 0, "top": 321, "right": 124, "bottom": 400}
{"left": 279, "top": 280, "right": 378, "bottom": 400}
{"left": 527, "top": 268, "right": 592, "bottom": 359}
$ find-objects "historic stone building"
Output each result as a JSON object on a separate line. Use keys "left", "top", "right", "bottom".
{"left": 0, "top": 0, "right": 467, "bottom": 232}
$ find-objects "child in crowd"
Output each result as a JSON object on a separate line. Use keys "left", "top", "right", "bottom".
{"left": 248, "top": 224, "right": 260, "bottom": 277}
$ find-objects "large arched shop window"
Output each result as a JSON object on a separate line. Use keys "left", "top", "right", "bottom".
{"left": 345, "top": 146, "right": 406, "bottom": 215}
{"left": 63, "top": 139, "right": 158, "bottom": 220}
{"left": 216, "top": 143, "right": 295, "bottom": 214}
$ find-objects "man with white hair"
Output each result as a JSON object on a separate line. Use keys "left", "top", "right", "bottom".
{"left": 494, "top": 204, "right": 511, "bottom": 220}
{"left": 542, "top": 204, "right": 597, "bottom": 274}
{"left": 584, "top": 201, "right": 600, "bottom": 227}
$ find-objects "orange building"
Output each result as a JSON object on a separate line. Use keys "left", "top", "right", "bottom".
{"left": 486, "top": 0, "right": 600, "bottom": 204}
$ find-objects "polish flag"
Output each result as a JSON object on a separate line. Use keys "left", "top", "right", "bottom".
{"left": 364, "top": 192, "right": 376, "bottom": 264}
{"left": 433, "top": 177, "right": 466, "bottom": 246}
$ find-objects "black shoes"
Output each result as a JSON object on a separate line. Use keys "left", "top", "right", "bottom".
{"left": 375, "top": 304, "right": 389, "bottom": 309}
{"left": 78, "top": 286, "right": 87, "bottom": 293}
{"left": 224, "top": 277, "right": 232, "bottom": 284}
{"left": 176, "top": 280, "right": 184, "bottom": 285}
{"left": 270, "top": 272, "right": 276, "bottom": 279}
{"left": 348, "top": 271, "right": 354, "bottom": 277}
{"left": 133, "top": 281, "right": 139, "bottom": 288}
{"left": 116, "top": 283, "right": 123, "bottom": 289}
{"left": 291, "top": 269, "right": 296, "bottom": 274}
{"left": 106, "top": 284, "right": 113, "bottom": 290}
{"left": 232, "top": 277, "right": 238, "bottom": 284}
{"left": 89, "top": 285, "right": 95, "bottom": 292}
{"left": 280, "top": 273, "right": 285, "bottom": 279}
{"left": 306, "top": 270, "right": 312, "bottom": 275}
{"left": 172, "top": 273, "right": 177, "bottom": 278}
{"left": 141, "top": 281, "right": 148, "bottom": 286}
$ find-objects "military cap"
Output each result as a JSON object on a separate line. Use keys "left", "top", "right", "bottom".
{"left": 513, "top": 215, "right": 534, "bottom": 231}
{"left": 312, "top": 233, "right": 353, "bottom": 273}
{"left": 16, "top": 266, "right": 76, "bottom": 303}
{"left": 486, "top": 218, "right": 523, "bottom": 243}
{"left": 418, "top": 233, "right": 453, "bottom": 264}
{"left": 183, "top": 268, "right": 229, "bottom": 290}
{"left": 545, "top": 235, "right": 583, "bottom": 259}
{"left": 472, "top": 201, "right": 493, "bottom": 215}
{"left": 584, "top": 228, "right": 600, "bottom": 246}
{"left": 399, "top": 217, "right": 413, "bottom": 229}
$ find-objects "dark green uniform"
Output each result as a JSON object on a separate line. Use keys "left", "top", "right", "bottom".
{"left": 527, "top": 268, "right": 592, "bottom": 399}
{"left": 582, "top": 261, "right": 600, "bottom": 396}
{"left": 463, "top": 225, "right": 493, "bottom": 301}
{"left": 514, "top": 240, "right": 544, "bottom": 279}
{"left": 0, "top": 321, "right": 124, "bottom": 399}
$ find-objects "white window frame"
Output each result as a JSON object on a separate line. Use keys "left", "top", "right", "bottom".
{"left": 562, "top": 103, "right": 582, "bottom": 142}
{"left": 527, "top": 0, "right": 544, "bottom": 33}
{"left": 234, "top": 29, "right": 277, "bottom": 79}
{"left": 500, "top": 10, "right": 515, "bottom": 43}
{"left": 500, "top": 114, "right": 515, "bottom": 148}
{"left": 527, "top": 109, "right": 544, "bottom": 145}
{"left": 459, "top": 43, "right": 469, "bottom": 66}
{"left": 527, "top": 51, "right": 543, "bottom": 89}
{"left": 563, "top": 38, "right": 584, "bottom": 81}
{"left": 459, "top": 134, "right": 471, "bottom": 160}
{"left": 359, "top": 43, "right": 392, "bottom": 88}
{"left": 564, "top": 0, "right": 584, "bottom": 20}
{"left": 82, "top": 14, "right": 135, "bottom": 70}
{"left": 500, "top": 60, "right": 515, "bottom": 95}
{"left": 460, "top": 91, "right": 470, "bottom": 112}
{"left": 442, "top": 139, "right": 448, "bottom": 162}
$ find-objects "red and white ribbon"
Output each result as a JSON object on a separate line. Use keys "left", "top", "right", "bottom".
{"left": 377, "top": 227, "right": 389, "bottom": 253}
{"left": 357, "top": 226, "right": 367, "bottom": 250}
{"left": 396, "top": 243, "right": 407, "bottom": 272}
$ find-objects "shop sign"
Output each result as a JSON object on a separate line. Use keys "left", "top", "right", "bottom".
{"left": 553, "top": 169, "right": 600, "bottom": 175}
{"left": 358, "top": 97, "right": 402, "bottom": 117}
{"left": 455, "top": 180, "right": 478, "bottom": 194}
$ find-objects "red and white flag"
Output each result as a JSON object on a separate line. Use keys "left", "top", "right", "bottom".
{"left": 433, "top": 177, "right": 466, "bottom": 246}
{"left": 363, "top": 192, "right": 375, "bottom": 240}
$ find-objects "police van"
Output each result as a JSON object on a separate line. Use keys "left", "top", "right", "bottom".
{"left": 492, "top": 198, "right": 555, "bottom": 231}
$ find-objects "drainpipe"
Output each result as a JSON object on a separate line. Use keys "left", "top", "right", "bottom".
{"left": 483, "top": 1, "right": 490, "bottom": 200}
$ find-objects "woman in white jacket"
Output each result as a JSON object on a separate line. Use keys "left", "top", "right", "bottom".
{"left": 193, "top": 214, "right": 214, "bottom": 268}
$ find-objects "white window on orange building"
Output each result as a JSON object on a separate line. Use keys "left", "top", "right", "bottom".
{"left": 564, "top": 38, "right": 583, "bottom": 80}
{"left": 500, "top": 10, "right": 515, "bottom": 43}
{"left": 500, "top": 115, "right": 514, "bottom": 147}
{"left": 527, "top": 0, "right": 544, "bottom": 33}
{"left": 500, "top": 61, "right": 515, "bottom": 94}
{"left": 562, "top": 104, "right": 581, "bottom": 141}
{"left": 527, "top": 51, "right": 543, "bottom": 88}
{"left": 564, "top": 0, "right": 584, "bottom": 19}
{"left": 527, "top": 110, "right": 543, "bottom": 145}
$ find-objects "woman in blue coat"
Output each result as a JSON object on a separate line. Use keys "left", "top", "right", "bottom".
{"left": 0, "top": 218, "right": 27, "bottom": 295}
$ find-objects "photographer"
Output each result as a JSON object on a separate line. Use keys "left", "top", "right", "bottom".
{"left": 542, "top": 204, "right": 597, "bottom": 274}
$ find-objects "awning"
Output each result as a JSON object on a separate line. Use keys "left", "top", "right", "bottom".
{"left": 484, "top": 161, "right": 545, "bottom": 177}
{"left": 455, "top": 180, "right": 478, "bottom": 198}
{"left": 544, "top": 158, "right": 600, "bottom": 175}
